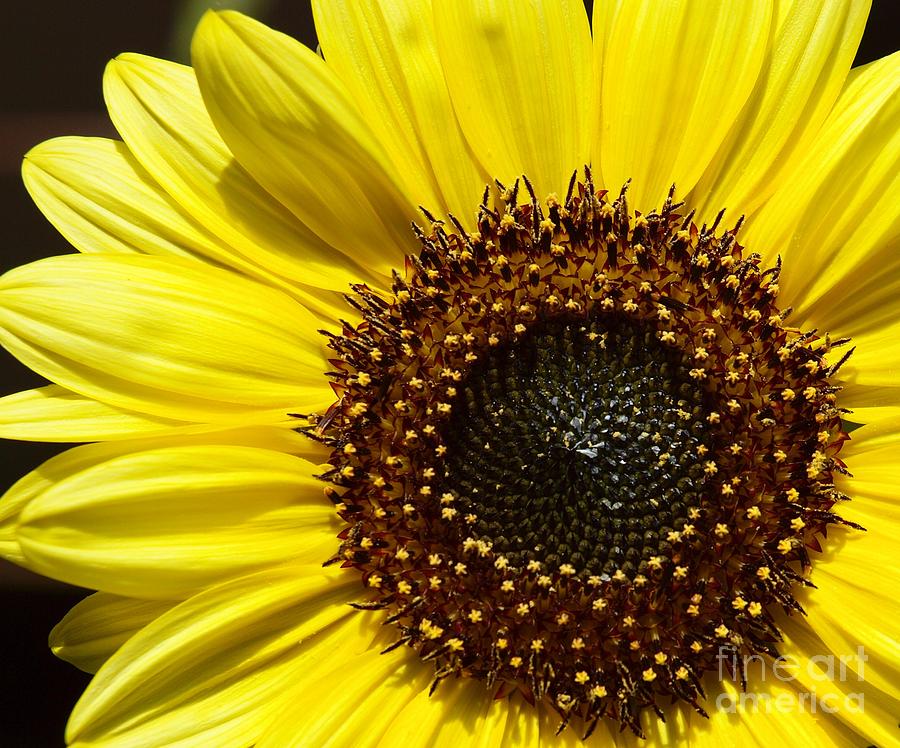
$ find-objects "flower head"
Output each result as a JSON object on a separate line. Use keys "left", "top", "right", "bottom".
{"left": 1, "top": 2, "right": 898, "bottom": 746}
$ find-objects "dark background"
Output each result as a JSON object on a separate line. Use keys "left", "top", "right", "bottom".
{"left": 0, "top": 2, "right": 897, "bottom": 745}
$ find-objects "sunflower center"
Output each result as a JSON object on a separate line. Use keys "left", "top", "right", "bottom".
{"left": 444, "top": 316, "right": 710, "bottom": 576}
{"left": 316, "top": 174, "right": 856, "bottom": 739}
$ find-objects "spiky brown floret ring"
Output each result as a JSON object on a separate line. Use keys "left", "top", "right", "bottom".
{"left": 309, "top": 173, "right": 859, "bottom": 737}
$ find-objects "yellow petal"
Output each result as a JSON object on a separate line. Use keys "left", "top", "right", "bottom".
{"left": 810, "top": 535, "right": 900, "bottom": 702}
{"left": 379, "top": 679, "right": 506, "bottom": 748}
{"left": 534, "top": 703, "right": 582, "bottom": 746}
{"left": 434, "top": 0, "right": 592, "bottom": 201}
{"left": 0, "top": 385, "right": 192, "bottom": 442}
{"left": 846, "top": 405, "right": 900, "bottom": 434}
{"left": 67, "top": 565, "right": 363, "bottom": 746}
{"left": 0, "top": 532, "right": 22, "bottom": 564}
{"left": 620, "top": 706, "right": 692, "bottom": 747}
{"left": 23, "top": 136, "right": 233, "bottom": 261}
{"left": 588, "top": 0, "right": 624, "bottom": 191}
{"left": 312, "top": 0, "right": 488, "bottom": 221}
{"left": 780, "top": 617, "right": 900, "bottom": 748}
{"left": 21, "top": 136, "right": 355, "bottom": 322}
{"left": 0, "top": 254, "right": 333, "bottom": 422}
{"left": 842, "top": 473, "right": 900, "bottom": 520}
{"left": 841, "top": 317, "right": 900, "bottom": 393}
{"left": 499, "top": 693, "right": 541, "bottom": 747}
{"left": 16, "top": 444, "right": 338, "bottom": 598}
{"left": 689, "top": 0, "right": 870, "bottom": 223}
{"left": 0, "top": 423, "right": 321, "bottom": 520}
{"left": 691, "top": 674, "right": 856, "bottom": 747}
{"left": 686, "top": 680, "right": 757, "bottom": 748}
{"left": 838, "top": 384, "right": 900, "bottom": 412}
{"left": 259, "top": 644, "right": 428, "bottom": 748}
{"left": 0, "top": 384, "right": 320, "bottom": 442}
{"left": 596, "top": 0, "right": 771, "bottom": 211}
{"left": 191, "top": 11, "right": 417, "bottom": 278}
{"left": 807, "top": 416, "right": 900, "bottom": 703}
{"left": 50, "top": 592, "right": 176, "bottom": 674}
{"left": 102, "top": 53, "right": 366, "bottom": 293}
{"left": 842, "top": 411, "right": 900, "bottom": 484}
{"left": 0, "top": 425, "right": 327, "bottom": 568}
{"left": 745, "top": 51, "right": 900, "bottom": 337}
{"left": 0, "top": 481, "right": 32, "bottom": 563}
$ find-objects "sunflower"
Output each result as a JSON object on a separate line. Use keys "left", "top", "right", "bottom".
{"left": 1, "top": 1, "right": 898, "bottom": 745}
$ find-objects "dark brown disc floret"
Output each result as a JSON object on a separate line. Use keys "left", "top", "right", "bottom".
{"left": 309, "top": 173, "right": 858, "bottom": 737}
